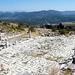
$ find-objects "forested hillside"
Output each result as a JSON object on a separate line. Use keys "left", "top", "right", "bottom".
{"left": 0, "top": 10, "right": 75, "bottom": 25}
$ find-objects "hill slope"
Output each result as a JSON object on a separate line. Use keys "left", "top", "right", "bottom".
{"left": 0, "top": 10, "right": 75, "bottom": 25}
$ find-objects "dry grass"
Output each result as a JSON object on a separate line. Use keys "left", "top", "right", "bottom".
{"left": 49, "top": 68, "right": 59, "bottom": 75}
{"left": 62, "top": 22, "right": 75, "bottom": 26}
{"left": 0, "top": 67, "right": 5, "bottom": 72}
{"left": 46, "top": 56, "right": 63, "bottom": 62}
{"left": 27, "top": 50, "right": 48, "bottom": 57}
{"left": 61, "top": 69, "right": 72, "bottom": 75}
{"left": 48, "top": 68, "right": 72, "bottom": 75}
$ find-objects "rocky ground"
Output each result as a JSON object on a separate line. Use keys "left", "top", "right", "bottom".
{"left": 0, "top": 34, "right": 75, "bottom": 75}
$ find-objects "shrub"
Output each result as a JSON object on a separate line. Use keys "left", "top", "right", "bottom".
{"left": 0, "top": 20, "right": 2, "bottom": 23}
{"left": 11, "top": 25, "right": 16, "bottom": 30}
{"left": 3, "top": 22, "right": 10, "bottom": 25}
{"left": 28, "top": 26, "right": 35, "bottom": 32}
{"left": 17, "top": 23, "right": 25, "bottom": 31}
{"left": 60, "top": 29, "right": 69, "bottom": 35}
{"left": 52, "top": 28, "right": 57, "bottom": 32}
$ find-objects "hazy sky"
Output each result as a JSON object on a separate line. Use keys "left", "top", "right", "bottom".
{"left": 0, "top": 0, "right": 75, "bottom": 12}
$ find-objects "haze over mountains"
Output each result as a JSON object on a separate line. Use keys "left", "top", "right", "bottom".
{"left": 0, "top": 10, "right": 75, "bottom": 25}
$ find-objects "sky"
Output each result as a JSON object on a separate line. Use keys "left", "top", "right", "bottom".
{"left": 0, "top": 0, "right": 75, "bottom": 12}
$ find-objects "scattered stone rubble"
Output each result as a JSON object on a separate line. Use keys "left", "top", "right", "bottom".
{"left": 59, "top": 47, "right": 75, "bottom": 75}
{"left": 0, "top": 33, "right": 75, "bottom": 75}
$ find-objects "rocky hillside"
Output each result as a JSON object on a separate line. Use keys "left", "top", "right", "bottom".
{"left": 0, "top": 35, "right": 75, "bottom": 75}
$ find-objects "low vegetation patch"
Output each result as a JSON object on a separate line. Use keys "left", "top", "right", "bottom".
{"left": 60, "top": 29, "right": 69, "bottom": 35}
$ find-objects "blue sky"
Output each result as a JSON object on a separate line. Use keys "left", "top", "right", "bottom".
{"left": 0, "top": 0, "right": 75, "bottom": 12}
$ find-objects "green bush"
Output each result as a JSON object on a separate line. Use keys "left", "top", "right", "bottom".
{"left": 28, "top": 26, "right": 35, "bottom": 32}
{"left": 3, "top": 22, "right": 10, "bottom": 25}
{"left": 0, "top": 20, "right": 2, "bottom": 23}
{"left": 17, "top": 23, "right": 25, "bottom": 30}
{"left": 60, "top": 29, "right": 69, "bottom": 35}
{"left": 11, "top": 25, "right": 16, "bottom": 30}
{"left": 52, "top": 28, "right": 57, "bottom": 32}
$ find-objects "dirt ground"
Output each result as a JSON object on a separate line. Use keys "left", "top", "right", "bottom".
{"left": 2, "top": 28, "right": 53, "bottom": 41}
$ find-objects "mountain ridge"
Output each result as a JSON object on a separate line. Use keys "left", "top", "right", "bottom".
{"left": 0, "top": 10, "right": 75, "bottom": 25}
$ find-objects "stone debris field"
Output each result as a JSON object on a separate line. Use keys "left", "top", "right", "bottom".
{"left": 0, "top": 34, "right": 75, "bottom": 75}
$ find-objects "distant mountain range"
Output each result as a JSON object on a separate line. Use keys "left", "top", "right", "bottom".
{"left": 0, "top": 10, "right": 75, "bottom": 25}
